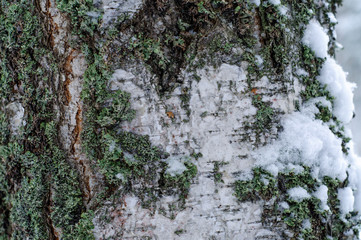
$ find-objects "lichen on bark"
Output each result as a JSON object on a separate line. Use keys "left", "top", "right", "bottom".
{"left": 0, "top": 0, "right": 359, "bottom": 239}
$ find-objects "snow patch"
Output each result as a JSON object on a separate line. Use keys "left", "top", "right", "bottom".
{"left": 254, "top": 99, "right": 348, "bottom": 180}
{"left": 279, "top": 201, "right": 290, "bottom": 209}
{"left": 302, "top": 219, "right": 311, "bottom": 229}
{"left": 288, "top": 187, "right": 311, "bottom": 202}
{"left": 302, "top": 19, "right": 329, "bottom": 59}
{"left": 295, "top": 68, "right": 309, "bottom": 76}
{"left": 313, "top": 185, "right": 329, "bottom": 211}
{"left": 347, "top": 145, "right": 361, "bottom": 213}
{"left": 327, "top": 12, "right": 337, "bottom": 23}
{"left": 317, "top": 58, "right": 355, "bottom": 123}
{"left": 279, "top": 5, "right": 288, "bottom": 15}
{"left": 269, "top": 0, "right": 281, "bottom": 5}
{"left": 302, "top": 19, "right": 355, "bottom": 123}
{"left": 338, "top": 187, "right": 354, "bottom": 214}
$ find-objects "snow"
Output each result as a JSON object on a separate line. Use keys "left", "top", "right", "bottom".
{"left": 254, "top": 98, "right": 348, "bottom": 180}
{"left": 288, "top": 187, "right": 311, "bottom": 202}
{"left": 327, "top": 12, "right": 337, "bottom": 23}
{"left": 302, "top": 19, "right": 329, "bottom": 59}
{"left": 303, "top": 19, "right": 355, "bottom": 123}
{"left": 295, "top": 67, "right": 309, "bottom": 76}
{"left": 115, "top": 173, "right": 125, "bottom": 181}
{"left": 313, "top": 185, "right": 329, "bottom": 211}
{"left": 279, "top": 6, "right": 288, "bottom": 15}
{"left": 346, "top": 144, "right": 361, "bottom": 213}
{"left": 338, "top": 187, "right": 354, "bottom": 214}
{"left": 317, "top": 58, "right": 355, "bottom": 123}
{"left": 279, "top": 201, "right": 290, "bottom": 209}
{"left": 302, "top": 219, "right": 311, "bottom": 229}
{"left": 255, "top": 55, "right": 264, "bottom": 68}
{"left": 269, "top": 0, "right": 280, "bottom": 5}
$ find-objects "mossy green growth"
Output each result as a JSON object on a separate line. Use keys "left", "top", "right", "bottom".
{"left": 0, "top": 113, "right": 9, "bottom": 145}
{"left": 0, "top": 60, "right": 11, "bottom": 102}
{"left": 0, "top": 0, "right": 88, "bottom": 238}
{"left": 10, "top": 175, "right": 49, "bottom": 240}
{"left": 234, "top": 168, "right": 278, "bottom": 202}
{"left": 234, "top": 167, "right": 361, "bottom": 239}
{"left": 252, "top": 95, "right": 274, "bottom": 131}
{"left": 56, "top": 0, "right": 100, "bottom": 37}
{"left": 213, "top": 161, "right": 228, "bottom": 183}
{"left": 161, "top": 162, "right": 198, "bottom": 203}
{"left": 96, "top": 90, "right": 136, "bottom": 127}
{"left": 128, "top": 34, "right": 169, "bottom": 70}
{"left": 79, "top": 44, "right": 198, "bottom": 211}
{"left": 62, "top": 210, "right": 95, "bottom": 240}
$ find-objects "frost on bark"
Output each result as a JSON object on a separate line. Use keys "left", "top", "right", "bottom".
{"left": 0, "top": 0, "right": 360, "bottom": 239}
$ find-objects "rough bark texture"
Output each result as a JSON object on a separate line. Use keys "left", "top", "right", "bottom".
{"left": 0, "top": 0, "right": 358, "bottom": 239}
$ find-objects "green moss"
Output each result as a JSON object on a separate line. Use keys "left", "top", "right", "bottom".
{"left": 128, "top": 34, "right": 169, "bottom": 70}
{"left": 174, "top": 229, "right": 185, "bottom": 236}
{"left": 252, "top": 95, "right": 274, "bottom": 131}
{"left": 161, "top": 162, "right": 198, "bottom": 204}
{"left": 79, "top": 53, "right": 198, "bottom": 209}
{"left": 234, "top": 168, "right": 279, "bottom": 202}
{"left": 56, "top": 0, "right": 100, "bottom": 37}
{"left": 234, "top": 167, "right": 360, "bottom": 239}
{"left": 213, "top": 161, "right": 228, "bottom": 183}
{"left": 0, "top": 1, "right": 88, "bottom": 238}
{"left": 62, "top": 210, "right": 95, "bottom": 240}
{"left": 10, "top": 175, "right": 49, "bottom": 240}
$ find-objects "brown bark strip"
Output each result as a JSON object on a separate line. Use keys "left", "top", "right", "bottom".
{"left": 71, "top": 103, "right": 82, "bottom": 153}
{"left": 63, "top": 49, "right": 76, "bottom": 105}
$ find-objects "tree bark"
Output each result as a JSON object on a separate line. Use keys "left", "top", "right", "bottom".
{"left": 0, "top": 0, "right": 359, "bottom": 239}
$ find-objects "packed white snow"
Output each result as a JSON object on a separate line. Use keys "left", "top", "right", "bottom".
{"left": 269, "top": 0, "right": 280, "bottom": 5}
{"left": 279, "top": 201, "right": 290, "bottom": 209}
{"left": 288, "top": 187, "right": 311, "bottom": 202}
{"left": 302, "top": 19, "right": 329, "bottom": 59}
{"left": 302, "top": 219, "right": 312, "bottom": 229}
{"left": 254, "top": 98, "right": 348, "bottom": 181}
{"left": 303, "top": 19, "right": 355, "bottom": 123}
{"left": 313, "top": 185, "right": 329, "bottom": 211}
{"left": 317, "top": 58, "right": 355, "bottom": 123}
{"left": 347, "top": 144, "right": 361, "bottom": 213}
{"left": 338, "top": 187, "right": 354, "bottom": 214}
{"left": 327, "top": 12, "right": 337, "bottom": 23}
{"left": 253, "top": 18, "right": 360, "bottom": 217}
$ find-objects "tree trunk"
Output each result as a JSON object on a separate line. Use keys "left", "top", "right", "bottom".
{"left": 0, "top": 0, "right": 360, "bottom": 239}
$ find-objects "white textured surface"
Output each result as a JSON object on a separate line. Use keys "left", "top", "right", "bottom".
{"left": 254, "top": 98, "right": 348, "bottom": 180}
{"left": 317, "top": 58, "right": 355, "bottom": 123}
{"left": 303, "top": 19, "right": 355, "bottom": 123}
{"left": 101, "top": 0, "right": 143, "bottom": 26}
{"left": 302, "top": 19, "right": 329, "bottom": 59}
{"left": 313, "top": 185, "right": 329, "bottom": 211}
{"left": 90, "top": 61, "right": 298, "bottom": 239}
{"left": 338, "top": 187, "right": 354, "bottom": 215}
{"left": 287, "top": 187, "right": 311, "bottom": 202}
{"left": 5, "top": 102, "right": 25, "bottom": 134}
